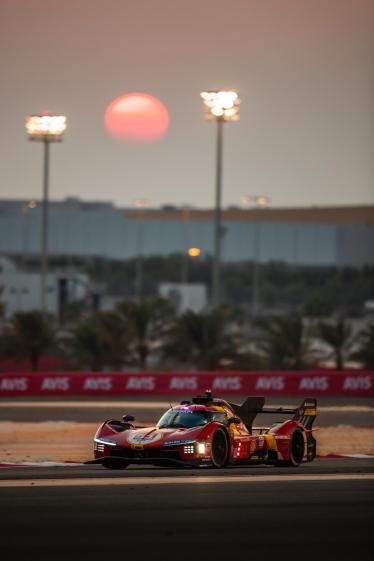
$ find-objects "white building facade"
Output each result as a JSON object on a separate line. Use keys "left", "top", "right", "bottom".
{"left": 0, "top": 258, "right": 88, "bottom": 318}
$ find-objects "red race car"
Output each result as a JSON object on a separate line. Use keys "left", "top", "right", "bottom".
{"left": 86, "top": 391, "right": 317, "bottom": 469}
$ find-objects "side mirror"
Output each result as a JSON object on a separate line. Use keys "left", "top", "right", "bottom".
{"left": 227, "top": 416, "right": 241, "bottom": 425}
{"left": 123, "top": 415, "right": 135, "bottom": 423}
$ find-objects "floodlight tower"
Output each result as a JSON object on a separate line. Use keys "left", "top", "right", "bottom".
{"left": 25, "top": 114, "right": 67, "bottom": 314}
{"left": 132, "top": 198, "right": 149, "bottom": 299}
{"left": 241, "top": 195, "right": 271, "bottom": 316}
{"left": 21, "top": 199, "right": 37, "bottom": 271}
{"left": 200, "top": 90, "right": 240, "bottom": 307}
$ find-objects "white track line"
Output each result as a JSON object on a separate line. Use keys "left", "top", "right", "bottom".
{"left": 1, "top": 473, "right": 374, "bottom": 488}
{"left": 1, "top": 454, "right": 373, "bottom": 469}
{"left": 1, "top": 401, "right": 373, "bottom": 412}
{"left": 0, "top": 461, "right": 84, "bottom": 467}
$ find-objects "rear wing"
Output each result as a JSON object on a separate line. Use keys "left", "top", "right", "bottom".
{"left": 228, "top": 397, "right": 317, "bottom": 432}
{"left": 293, "top": 398, "right": 317, "bottom": 429}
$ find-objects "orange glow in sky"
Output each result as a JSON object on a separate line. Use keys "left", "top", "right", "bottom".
{"left": 104, "top": 92, "right": 169, "bottom": 142}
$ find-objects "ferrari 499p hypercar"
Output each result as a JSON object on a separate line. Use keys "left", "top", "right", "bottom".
{"left": 86, "top": 391, "right": 317, "bottom": 469}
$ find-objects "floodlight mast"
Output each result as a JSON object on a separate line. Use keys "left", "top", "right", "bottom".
{"left": 132, "top": 198, "right": 149, "bottom": 300}
{"left": 25, "top": 114, "right": 67, "bottom": 314}
{"left": 200, "top": 91, "right": 240, "bottom": 308}
{"left": 240, "top": 195, "right": 271, "bottom": 316}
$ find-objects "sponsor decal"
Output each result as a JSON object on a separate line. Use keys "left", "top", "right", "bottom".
{"left": 163, "top": 439, "right": 195, "bottom": 447}
{"left": 126, "top": 376, "right": 155, "bottom": 390}
{"left": 255, "top": 376, "right": 284, "bottom": 391}
{"left": 299, "top": 376, "right": 328, "bottom": 391}
{"left": 41, "top": 377, "right": 70, "bottom": 391}
{"left": 0, "top": 377, "right": 28, "bottom": 391}
{"left": 169, "top": 376, "right": 197, "bottom": 390}
{"left": 84, "top": 377, "right": 112, "bottom": 391}
{"left": 343, "top": 376, "right": 372, "bottom": 391}
{"left": 127, "top": 431, "right": 163, "bottom": 445}
{"left": 213, "top": 376, "right": 242, "bottom": 391}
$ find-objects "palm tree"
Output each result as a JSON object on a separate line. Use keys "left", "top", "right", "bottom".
{"left": 117, "top": 297, "right": 174, "bottom": 369}
{"left": 257, "top": 314, "right": 312, "bottom": 370}
{"left": 318, "top": 316, "right": 354, "bottom": 370}
{"left": 63, "top": 311, "right": 129, "bottom": 371}
{"left": 63, "top": 322, "right": 106, "bottom": 371}
{"left": 0, "top": 329, "right": 13, "bottom": 371}
{"left": 166, "top": 309, "right": 240, "bottom": 370}
{"left": 7, "top": 311, "right": 55, "bottom": 371}
{"left": 62, "top": 299, "right": 89, "bottom": 325}
{"left": 95, "top": 311, "right": 130, "bottom": 370}
{"left": 350, "top": 324, "right": 374, "bottom": 369}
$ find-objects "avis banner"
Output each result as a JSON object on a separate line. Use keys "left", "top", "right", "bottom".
{"left": 0, "top": 371, "right": 373, "bottom": 396}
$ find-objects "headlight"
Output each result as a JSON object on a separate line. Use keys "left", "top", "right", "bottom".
{"left": 94, "top": 437, "right": 117, "bottom": 447}
{"left": 197, "top": 442, "right": 206, "bottom": 454}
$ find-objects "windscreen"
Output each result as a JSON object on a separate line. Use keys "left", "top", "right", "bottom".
{"left": 157, "top": 408, "right": 228, "bottom": 429}
{"left": 157, "top": 409, "right": 208, "bottom": 429}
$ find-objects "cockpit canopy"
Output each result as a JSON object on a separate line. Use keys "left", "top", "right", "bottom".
{"left": 157, "top": 407, "right": 228, "bottom": 429}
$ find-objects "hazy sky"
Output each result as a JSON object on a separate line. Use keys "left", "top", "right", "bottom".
{"left": 0, "top": 0, "right": 373, "bottom": 209}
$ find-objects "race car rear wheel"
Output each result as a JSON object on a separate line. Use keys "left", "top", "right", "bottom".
{"left": 210, "top": 428, "right": 229, "bottom": 468}
{"left": 276, "top": 428, "right": 305, "bottom": 467}
{"left": 102, "top": 459, "right": 129, "bottom": 470}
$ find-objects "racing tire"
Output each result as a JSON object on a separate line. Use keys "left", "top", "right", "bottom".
{"left": 276, "top": 429, "right": 305, "bottom": 467}
{"left": 102, "top": 459, "right": 129, "bottom": 470}
{"left": 210, "top": 428, "right": 229, "bottom": 468}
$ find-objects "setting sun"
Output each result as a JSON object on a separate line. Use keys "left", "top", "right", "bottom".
{"left": 104, "top": 92, "right": 169, "bottom": 142}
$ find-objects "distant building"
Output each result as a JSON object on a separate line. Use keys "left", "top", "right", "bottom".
{"left": 0, "top": 197, "right": 373, "bottom": 267}
{"left": 0, "top": 257, "right": 89, "bottom": 318}
{"left": 159, "top": 283, "right": 207, "bottom": 313}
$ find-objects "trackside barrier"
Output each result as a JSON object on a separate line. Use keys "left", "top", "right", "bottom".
{"left": 0, "top": 371, "right": 373, "bottom": 397}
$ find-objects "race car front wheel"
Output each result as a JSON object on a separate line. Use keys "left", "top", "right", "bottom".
{"left": 102, "top": 459, "right": 129, "bottom": 470}
{"left": 210, "top": 428, "right": 229, "bottom": 468}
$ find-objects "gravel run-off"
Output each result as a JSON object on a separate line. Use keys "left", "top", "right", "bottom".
{"left": 0, "top": 422, "right": 373, "bottom": 464}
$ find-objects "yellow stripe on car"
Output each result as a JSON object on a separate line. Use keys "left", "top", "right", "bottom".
{"left": 304, "top": 409, "right": 317, "bottom": 416}
{"left": 264, "top": 434, "right": 278, "bottom": 451}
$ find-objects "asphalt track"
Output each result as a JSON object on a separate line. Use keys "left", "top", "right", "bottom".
{"left": 1, "top": 398, "right": 373, "bottom": 560}
{"left": 1, "top": 396, "right": 374, "bottom": 425}
{"left": 0, "top": 459, "right": 373, "bottom": 561}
